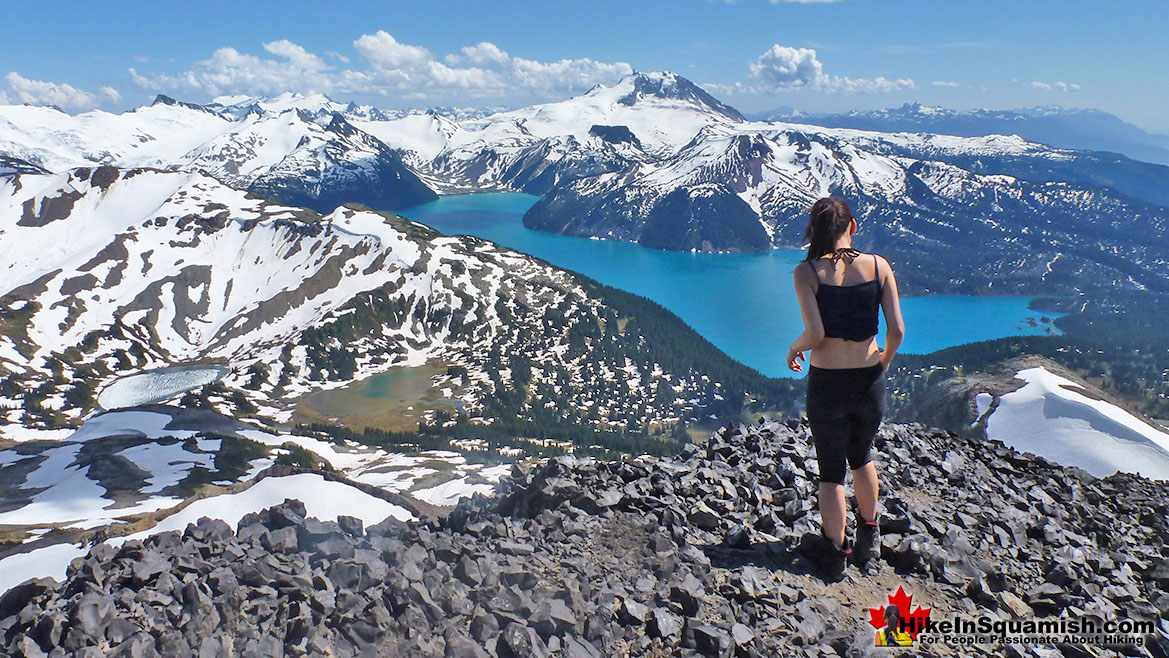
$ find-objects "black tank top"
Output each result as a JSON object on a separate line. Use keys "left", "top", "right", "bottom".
{"left": 807, "top": 253, "right": 883, "bottom": 342}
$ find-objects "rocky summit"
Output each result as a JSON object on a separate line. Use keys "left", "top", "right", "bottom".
{"left": 1, "top": 420, "right": 1167, "bottom": 657}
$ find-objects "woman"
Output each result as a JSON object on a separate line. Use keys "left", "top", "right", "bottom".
{"left": 787, "top": 197, "right": 905, "bottom": 581}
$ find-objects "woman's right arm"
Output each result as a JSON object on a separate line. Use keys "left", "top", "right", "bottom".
{"left": 878, "top": 255, "right": 905, "bottom": 371}
{"left": 787, "top": 265, "right": 825, "bottom": 372}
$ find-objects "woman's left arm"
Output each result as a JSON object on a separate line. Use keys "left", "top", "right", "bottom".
{"left": 787, "top": 266, "right": 825, "bottom": 372}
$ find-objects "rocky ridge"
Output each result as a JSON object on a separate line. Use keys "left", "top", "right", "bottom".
{"left": 2, "top": 420, "right": 1166, "bottom": 657}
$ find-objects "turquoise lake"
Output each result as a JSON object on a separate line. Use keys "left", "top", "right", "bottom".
{"left": 398, "top": 193, "right": 1061, "bottom": 379}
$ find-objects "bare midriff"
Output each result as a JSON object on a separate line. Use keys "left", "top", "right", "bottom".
{"left": 809, "top": 336, "right": 882, "bottom": 370}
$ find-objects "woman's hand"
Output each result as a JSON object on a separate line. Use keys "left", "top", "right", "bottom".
{"left": 787, "top": 347, "right": 806, "bottom": 372}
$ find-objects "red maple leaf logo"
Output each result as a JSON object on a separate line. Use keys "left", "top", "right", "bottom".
{"left": 867, "top": 585, "right": 932, "bottom": 640}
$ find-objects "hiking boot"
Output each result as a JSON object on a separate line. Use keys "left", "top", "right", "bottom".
{"left": 797, "top": 532, "right": 852, "bottom": 582}
{"left": 854, "top": 519, "right": 880, "bottom": 571}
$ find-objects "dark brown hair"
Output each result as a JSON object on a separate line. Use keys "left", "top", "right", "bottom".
{"left": 804, "top": 197, "right": 854, "bottom": 261}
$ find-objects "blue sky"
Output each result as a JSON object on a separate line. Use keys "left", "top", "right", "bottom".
{"left": 3, "top": 0, "right": 1167, "bottom": 133}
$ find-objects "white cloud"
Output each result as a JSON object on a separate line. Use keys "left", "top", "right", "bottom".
{"left": 826, "top": 76, "right": 915, "bottom": 93}
{"left": 263, "top": 39, "right": 329, "bottom": 72}
{"left": 131, "top": 40, "right": 338, "bottom": 97}
{"left": 4, "top": 72, "right": 117, "bottom": 110}
{"left": 1030, "top": 80, "right": 1080, "bottom": 92}
{"left": 748, "top": 45, "right": 913, "bottom": 93}
{"left": 353, "top": 31, "right": 433, "bottom": 71}
{"left": 749, "top": 46, "right": 823, "bottom": 89}
{"left": 129, "top": 33, "right": 632, "bottom": 101}
{"left": 509, "top": 56, "right": 632, "bottom": 94}
{"left": 447, "top": 42, "right": 511, "bottom": 66}
{"left": 931, "top": 80, "right": 960, "bottom": 87}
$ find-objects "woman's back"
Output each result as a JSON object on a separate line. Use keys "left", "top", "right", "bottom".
{"left": 808, "top": 252, "right": 882, "bottom": 343}
{"left": 801, "top": 251, "right": 891, "bottom": 370}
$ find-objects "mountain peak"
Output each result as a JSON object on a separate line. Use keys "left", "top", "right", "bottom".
{"left": 149, "top": 94, "right": 216, "bottom": 114}
{"left": 602, "top": 71, "right": 746, "bottom": 122}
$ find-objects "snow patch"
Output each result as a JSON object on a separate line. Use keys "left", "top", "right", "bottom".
{"left": 985, "top": 367, "right": 1169, "bottom": 480}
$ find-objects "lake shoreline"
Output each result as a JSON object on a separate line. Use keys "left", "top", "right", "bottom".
{"left": 399, "top": 193, "right": 1064, "bottom": 379}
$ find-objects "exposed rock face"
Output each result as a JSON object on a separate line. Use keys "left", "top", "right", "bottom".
{"left": 2, "top": 420, "right": 1167, "bottom": 657}
{"left": 525, "top": 182, "right": 771, "bottom": 253}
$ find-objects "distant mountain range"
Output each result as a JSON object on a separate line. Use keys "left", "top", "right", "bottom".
{"left": 5, "top": 71, "right": 1169, "bottom": 297}
{"left": 755, "top": 103, "right": 1169, "bottom": 166}
{"left": 0, "top": 95, "right": 436, "bottom": 213}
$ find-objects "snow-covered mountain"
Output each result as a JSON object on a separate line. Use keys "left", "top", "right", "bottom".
{"left": 0, "top": 165, "right": 784, "bottom": 441}
{"left": 523, "top": 121, "right": 1169, "bottom": 293}
{"left": 4, "top": 71, "right": 1169, "bottom": 295}
{"left": 0, "top": 95, "right": 436, "bottom": 212}
{"left": 759, "top": 102, "right": 1169, "bottom": 166}
{"left": 334, "top": 72, "right": 1169, "bottom": 294}
{"left": 384, "top": 71, "right": 744, "bottom": 195}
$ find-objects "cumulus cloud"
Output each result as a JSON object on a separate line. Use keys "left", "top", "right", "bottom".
{"left": 931, "top": 80, "right": 960, "bottom": 87}
{"left": 1030, "top": 80, "right": 1080, "bottom": 92}
{"left": 749, "top": 46, "right": 824, "bottom": 89}
{"left": 4, "top": 72, "right": 118, "bottom": 110}
{"left": 353, "top": 31, "right": 433, "bottom": 71}
{"left": 263, "top": 39, "right": 329, "bottom": 72}
{"left": 748, "top": 45, "right": 913, "bottom": 93}
{"left": 131, "top": 40, "right": 338, "bottom": 97}
{"left": 509, "top": 56, "right": 633, "bottom": 94}
{"left": 447, "top": 42, "right": 511, "bottom": 67}
{"left": 699, "top": 82, "right": 744, "bottom": 96}
{"left": 129, "top": 32, "right": 632, "bottom": 101}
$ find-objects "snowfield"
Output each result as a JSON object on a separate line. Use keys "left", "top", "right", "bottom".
{"left": 108, "top": 473, "right": 415, "bottom": 547}
{"left": 983, "top": 367, "right": 1169, "bottom": 481}
{"left": 64, "top": 410, "right": 197, "bottom": 442}
{"left": 1, "top": 158, "right": 734, "bottom": 443}
{"left": 0, "top": 474, "right": 414, "bottom": 596}
{"left": 0, "top": 439, "right": 185, "bottom": 529}
{"left": 97, "top": 366, "right": 229, "bottom": 409}
{"left": 0, "top": 542, "right": 88, "bottom": 598}
{"left": 410, "top": 476, "right": 497, "bottom": 507}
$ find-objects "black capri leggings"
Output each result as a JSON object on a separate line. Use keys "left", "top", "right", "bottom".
{"left": 806, "top": 363, "right": 886, "bottom": 485}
